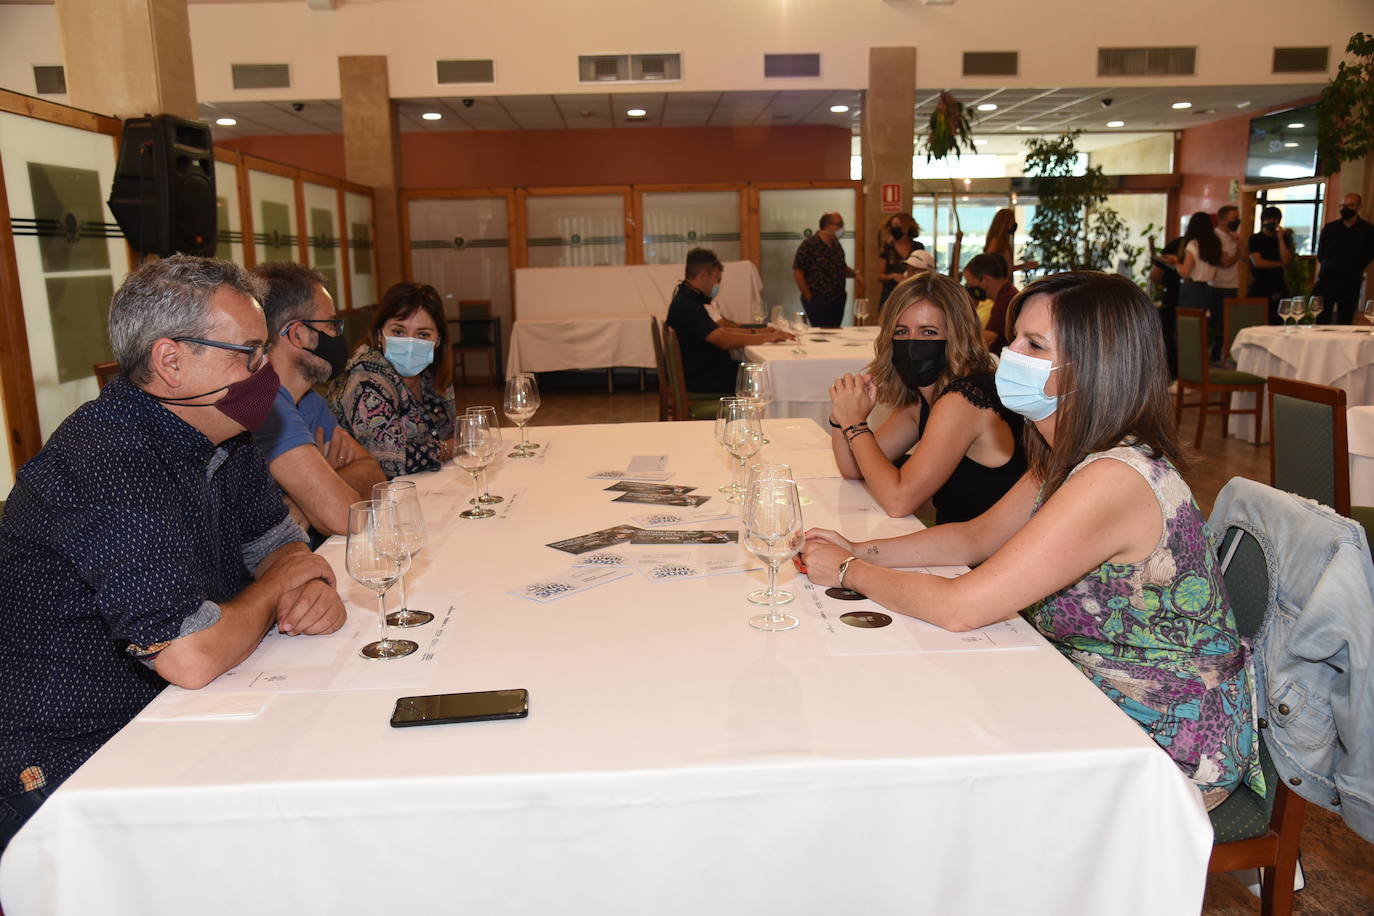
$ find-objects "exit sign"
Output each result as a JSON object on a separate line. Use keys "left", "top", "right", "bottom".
{"left": 881, "top": 183, "right": 903, "bottom": 212}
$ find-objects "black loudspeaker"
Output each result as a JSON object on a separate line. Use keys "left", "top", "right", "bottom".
{"left": 108, "top": 114, "right": 217, "bottom": 257}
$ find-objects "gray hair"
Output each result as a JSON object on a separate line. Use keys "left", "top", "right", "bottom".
{"left": 250, "top": 262, "right": 328, "bottom": 337}
{"left": 109, "top": 255, "right": 264, "bottom": 383}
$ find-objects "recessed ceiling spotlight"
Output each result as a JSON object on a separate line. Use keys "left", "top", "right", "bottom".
{"left": 214, "top": 117, "right": 237, "bottom": 127}
{"left": 976, "top": 103, "right": 998, "bottom": 112}
{"left": 1015, "top": 125, "right": 1037, "bottom": 131}
{"left": 973, "top": 139, "right": 988, "bottom": 146}
{"left": 421, "top": 112, "right": 442, "bottom": 121}
{"left": 1283, "top": 141, "right": 1300, "bottom": 148}
{"left": 626, "top": 108, "right": 647, "bottom": 117}
{"left": 1171, "top": 101, "right": 1192, "bottom": 110}
{"left": 1287, "top": 122, "right": 1305, "bottom": 129}
{"left": 1106, "top": 120, "right": 1125, "bottom": 128}
{"left": 829, "top": 104, "right": 850, "bottom": 113}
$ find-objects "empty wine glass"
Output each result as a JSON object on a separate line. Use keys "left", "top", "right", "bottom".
{"left": 790, "top": 311, "right": 811, "bottom": 354}
{"left": 346, "top": 499, "right": 418, "bottom": 659}
{"left": 503, "top": 374, "right": 540, "bottom": 457}
{"left": 736, "top": 362, "right": 772, "bottom": 443}
{"left": 718, "top": 398, "right": 764, "bottom": 503}
{"left": 455, "top": 413, "right": 499, "bottom": 519}
{"left": 1306, "top": 296, "right": 1325, "bottom": 327}
{"left": 372, "top": 480, "right": 434, "bottom": 627}
{"left": 464, "top": 406, "right": 504, "bottom": 504}
{"left": 854, "top": 297, "right": 871, "bottom": 325}
{"left": 1276, "top": 298, "right": 1293, "bottom": 332}
{"left": 770, "top": 304, "right": 787, "bottom": 330}
{"left": 1364, "top": 300, "right": 1374, "bottom": 335}
{"left": 742, "top": 477, "right": 803, "bottom": 632}
{"left": 745, "top": 462, "right": 795, "bottom": 607}
{"left": 715, "top": 397, "right": 749, "bottom": 495}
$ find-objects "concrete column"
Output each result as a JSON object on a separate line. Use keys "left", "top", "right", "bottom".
{"left": 54, "top": 0, "right": 197, "bottom": 120}
{"left": 339, "top": 55, "right": 404, "bottom": 293}
{"left": 861, "top": 47, "right": 916, "bottom": 315}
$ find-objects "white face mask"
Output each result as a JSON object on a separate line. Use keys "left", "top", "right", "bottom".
{"left": 994, "top": 347, "right": 1065, "bottom": 422}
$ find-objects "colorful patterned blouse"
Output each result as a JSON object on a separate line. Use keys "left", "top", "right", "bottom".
{"left": 1026, "top": 444, "right": 1266, "bottom": 810}
{"left": 327, "top": 346, "right": 456, "bottom": 479}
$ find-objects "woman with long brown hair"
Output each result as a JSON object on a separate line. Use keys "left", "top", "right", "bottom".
{"left": 983, "top": 207, "right": 1038, "bottom": 275}
{"left": 328, "top": 282, "right": 457, "bottom": 478}
{"left": 876, "top": 212, "right": 925, "bottom": 306}
{"left": 826, "top": 271, "right": 1025, "bottom": 524}
{"left": 805, "top": 271, "right": 1264, "bottom": 811}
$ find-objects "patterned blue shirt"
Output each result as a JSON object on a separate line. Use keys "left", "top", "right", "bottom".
{"left": 0, "top": 378, "right": 305, "bottom": 797}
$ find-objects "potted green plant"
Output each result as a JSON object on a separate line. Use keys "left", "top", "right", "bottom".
{"left": 1316, "top": 32, "right": 1374, "bottom": 176}
{"left": 1023, "top": 131, "right": 1127, "bottom": 274}
{"left": 920, "top": 92, "right": 977, "bottom": 255}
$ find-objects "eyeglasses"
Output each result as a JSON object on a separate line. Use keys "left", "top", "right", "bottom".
{"left": 173, "top": 337, "right": 271, "bottom": 372}
{"left": 281, "top": 317, "right": 344, "bottom": 338}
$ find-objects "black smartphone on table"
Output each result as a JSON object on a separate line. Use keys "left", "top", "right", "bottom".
{"left": 390, "top": 689, "right": 529, "bottom": 728}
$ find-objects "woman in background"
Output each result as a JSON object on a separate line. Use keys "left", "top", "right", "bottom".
{"left": 877, "top": 213, "right": 925, "bottom": 306}
{"left": 983, "top": 207, "right": 1038, "bottom": 275}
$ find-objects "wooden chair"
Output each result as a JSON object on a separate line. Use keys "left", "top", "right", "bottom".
{"left": 341, "top": 304, "right": 376, "bottom": 354}
{"left": 649, "top": 315, "right": 671, "bottom": 421}
{"left": 1222, "top": 297, "right": 1269, "bottom": 366}
{"left": 451, "top": 299, "right": 502, "bottom": 385}
{"left": 1206, "top": 519, "right": 1307, "bottom": 916}
{"left": 661, "top": 325, "right": 720, "bottom": 421}
{"left": 92, "top": 361, "right": 119, "bottom": 389}
{"left": 1176, "top": 308, "right": 1265, "bottom": 448}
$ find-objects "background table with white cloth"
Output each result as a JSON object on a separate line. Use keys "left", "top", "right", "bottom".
{"left": 1229, "top": 325, "right": 1374, "bottom": 439}
{"left": 743, "top": 326, "right": 879, "bottom": 428}
{"left": 506, "top": 261, "right": 764, "bottom": 376}
{"left": 1347, "top": 406, "right": 1374, "bottom": 507}
{"left": 0, "top": 419, "right": 1211, "bottom": 916}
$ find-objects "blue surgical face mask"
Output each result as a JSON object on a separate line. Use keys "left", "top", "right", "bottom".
{"left": 995, "top": 347, "right": 1065, "bottom": 421}
{"left": 709, "top": 283, "right": 721, "bottom": 299}
{"left": 383, "top": 336, "right": 436, "bottom": 377}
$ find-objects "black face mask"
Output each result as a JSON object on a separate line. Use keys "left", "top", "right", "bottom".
{"left": 892, "top": 339, "right": 947, "bottom": 389}
{"left": 890, "top": 227, "right": 904, "bottom": 240}
{"left": 1340, "top": 207, "right": 1358, "bottom": 221}
{"left": 307, "top": 329, "right": 349, "bottom": 380}
{"left": 1262, "top": 221, "right": 1280, "bottom": 233}
{"left": 966, "top": 285, "right": 987, "bottom": 302}
{"left": 1226, "top": 219, "right": 1241, "bottom": 231}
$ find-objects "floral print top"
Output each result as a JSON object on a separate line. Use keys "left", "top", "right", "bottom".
{"left": 1027, "top": 444, "right": 1266, "bottom": 810}
{"left": 327, "top": 346, "right": 456, "bottom": 479}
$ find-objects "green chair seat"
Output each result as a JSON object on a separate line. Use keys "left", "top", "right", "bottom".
{"left": 1210, "top": 368, "right": 1266, "bottom": 386}
{"left": 1209, "top": 734, "right": 1281, "bottom": 843}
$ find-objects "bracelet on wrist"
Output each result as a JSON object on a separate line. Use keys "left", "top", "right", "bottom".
{"left": 837, "top": 555, "right": 858, "bottom": 590}
{"left": 846, "top": 427, "right": 874, "bottom": 444}
{"left": 828, "top": 416, "right": 842, "bottom": 430}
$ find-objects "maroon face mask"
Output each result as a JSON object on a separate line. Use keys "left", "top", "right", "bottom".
{"left": 153, "top": 363, "right": 281, "bottom": 431}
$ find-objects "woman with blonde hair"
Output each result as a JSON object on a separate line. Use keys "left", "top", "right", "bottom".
{"left": 876, "top": 212, "right": 925, "bottom": 306}
{"left": 826, "top": 271, "right": 1026, "bottom": 524}
{"left": 983, "top": 207, "right": 1038, "bottom": 275}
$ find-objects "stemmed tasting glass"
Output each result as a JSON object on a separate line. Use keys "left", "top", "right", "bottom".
{"left": 769, "top": 305, "right": 787, "bottom": 330}
{"left": 503, "top": 374, "right": 541, "bottom": 457}
{"left": 745, "top": 462, "right": 795, "bottom": 607}
{"left": 1288, "top": 297, "right": 1306, "bottom": 330}
{"left": 371, "top": 480, "right": 434, "bottom": 627}
{"left": 790, "top": 311, "right": 811, "bottom": 354}
{"left": 736, "top": 362, "right": 772, "bottom": 443}
{"left": 742, "top": 477, "right": 804, "bottom": 632}
{"left": 455, "top": 413, "right": 499, "bottom": 519}
{"left": 346, "top": 499, "right": 418, "bottom": 659}
{"left": 1363, "top": 301, "right": 1374, "bottom": 335}
{"left": 1276, "top": 299, "right": 1293, "bottom": 332}
{"left": 717, "top": 398, "right": 764, "bottom": 503}
{"left": 853, "top": 297, "right": 871, "bottom": 325}
{"left": 464, "top": 406, "right": 504, "bottom": 504}
{"left": 1306, "top": 296, "right": 1325, "bottom": 327}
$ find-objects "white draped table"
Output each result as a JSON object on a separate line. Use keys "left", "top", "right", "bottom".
{"left": 1229, "top": 325, "right": 1374, "bottom": 439}
{"left": 743, "top": 326, "right": 880, "bottom": 428}
{"left": 1, "top": 419, "right": 1211, "bottom": 916}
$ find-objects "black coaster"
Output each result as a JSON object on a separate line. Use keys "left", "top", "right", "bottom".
{"left": 840, "top": 611, "right": 893, "bottom": 629}
{"left": 825, "top": 587, "right": 866, "bottom": 601}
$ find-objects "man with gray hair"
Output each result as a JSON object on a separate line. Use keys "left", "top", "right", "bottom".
{"left": 251, "top": 262, "right": 383, "bottom": 537}
{"left": 0, "top": 256, "right": 347, "bottom": 854}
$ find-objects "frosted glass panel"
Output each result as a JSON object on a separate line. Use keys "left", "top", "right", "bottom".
{"left": 642, "top": 191, "right": 741, "bottom": 265}
{"left": 212, "top": 160, "right": 244, "bottom": 266}
{"left": 0, "top": 111, "right": 128, "bottom": 487}
{"left": 345, "top": 190, "right": 375, "bottom": 308}
{"left": 1104, "top": 192, "right": 1168, "bottom": 282}
{"left": 249, "top": 170, "right": 298, "bottom": 265}
{"left": 408, "top": 197, "right": 512, "bottom": 334}
{"left": 525, "top": 194, "right": 625, "bottom": 267}
{"left": 758, "top": 188, "right": 855, "bottom": 318}
{"left": 303, "top": 182, "right": 341, "bottom": 305}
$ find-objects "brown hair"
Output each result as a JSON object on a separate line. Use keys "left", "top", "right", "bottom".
{"left": 983, "top": 208, "right": 1016, "bottom": 261}
{"left": 1007, "top": 271, "right": 1187, "bottom": 498}
{"left": 371, "top": 282, "right": 452, "bottom": 391}
{"left": 878, "top": 213, "right": 922, "bottom": 250}
{"left": 867, "top": 271, "right": 994, "bottom": 407}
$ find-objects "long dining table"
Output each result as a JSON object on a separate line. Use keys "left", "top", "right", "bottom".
{"left": 1229, "top": 324, "right": 1374, "bottom": 439}
{"left": 743, "top": 326, "right": 879, "bottom": 428}
{"left": 0, "top": 418, "right": 1211, "bottom": 916}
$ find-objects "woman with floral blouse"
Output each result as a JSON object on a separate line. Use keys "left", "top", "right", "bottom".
{"left": 328, "top": 282, "right": 456, "bottom": 478}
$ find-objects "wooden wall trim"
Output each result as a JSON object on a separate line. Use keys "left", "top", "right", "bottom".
{"left": 0, "top": 147, "right": 45, "bottom": 474}
{"left": 0, "top": 89, "right": 121, "bottom": 136}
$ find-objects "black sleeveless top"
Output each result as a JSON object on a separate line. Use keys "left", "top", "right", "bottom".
{"left": 916, "top": 372, "right": 1027, "bottom": 525}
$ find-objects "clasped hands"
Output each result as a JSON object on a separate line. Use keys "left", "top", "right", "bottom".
{"left": 264, "top": 550, "right": 347, "bottom": 637}
{"left": 800, "top": 527, "right": 857, "bottom": 587}
{"left": 829, "top": 373, "right": 878, "bottom": 427}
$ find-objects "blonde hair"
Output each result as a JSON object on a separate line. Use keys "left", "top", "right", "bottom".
{"left": 867, "top": 271, "right": 994, "bottom": 407}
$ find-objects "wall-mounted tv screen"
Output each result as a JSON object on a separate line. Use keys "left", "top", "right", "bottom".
{"left": 1246, "top": 103, "right": 1318, "bottom": 184}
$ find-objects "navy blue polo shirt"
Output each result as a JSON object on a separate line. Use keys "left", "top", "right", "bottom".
{"left": 0, "top": 378, "right": 304, "bottom": 797}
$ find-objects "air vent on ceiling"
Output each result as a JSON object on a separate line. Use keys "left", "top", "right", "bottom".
{"left": 1273, "top": 47, "right": 1329, "bottom": 73}
{"left": 632, "top": 53, "right": 681, "bottom": 81}
{"left": 231, "top": 63, "right": 292, "bottom": 90}
{"left": 764, "top": 53, "right": 821, "bottom": 79}
{"left": 33, "top": 65, "right": 66, "bottom": 95}
{"left": 437, "top": 59, "right": 495, "bottom": 84}
{"left": 963, "top": 52, "right": 1018, "bottom": 77}
{"left": 579, "top": 55, "right": 629, "bottom": 83}
{"left": 1097, "top": 47, "right": 1196, "bottom": 77}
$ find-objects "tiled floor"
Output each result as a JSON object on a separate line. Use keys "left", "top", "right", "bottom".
{"left": 456, "top": 371, "right": 1374, "bottom": 914}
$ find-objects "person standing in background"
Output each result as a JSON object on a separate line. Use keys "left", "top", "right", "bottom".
{"left": 793, "top": 212, "right": 860, "bottom": 327}
{"left": 1247, "top": 206, "right": 1293, "bottom": 324}
{"left": 1177, "top": 212, "right": 1224, "bottom": 360}
{"left": 1208, "top": 205, "right": 1243, "bottom": 361}
{"left": 1313, "top": 193, "right": 1374, "bottom": 325}
{"left": 983, "top": 208, "right": 1038, "bottom": 276}
{"left": 877, "top": 213, "right": 924, "bottom": 307}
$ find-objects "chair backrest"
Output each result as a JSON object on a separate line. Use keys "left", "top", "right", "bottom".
{"left": 92, "top": 361, "right": 119, "bottom": 390}
{"left": 1223, "top": 297, "right": 1268, "bottom": 358}
{"left": 455, "top": 300, "right": 495, "bottom": 347}
{"left": 1267, "top": 376, "right": 1349, "bottom": 515}
{"left": 649, "top": 315, "right": 671, "bottom": 421}
{"left": 1176, "top": 309, "right": 1209, "bottom": 384}
{"left": 662, "top": 325, "right": 691, "bottom": 422}
{"left": 1216, "top": 526, "right": 1270, "bottom": 640}
{"left": 342, "top": 305, "right": 376, "bottom": 352}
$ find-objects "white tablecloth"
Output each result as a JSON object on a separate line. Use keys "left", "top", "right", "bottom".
{"left": 507, "top": 262, "right": 763, "bottom": 376}
{"left": 1229, "top": 325, "right": 1374, "bottom": 439}
{"left": 0, "top": 419, "right": 1211, "bottom": 916}
{"left": 743, "top": 327, "right": 879, "bottom": 428}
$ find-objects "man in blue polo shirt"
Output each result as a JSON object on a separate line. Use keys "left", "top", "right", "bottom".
{"left": 251, "top": 263, "right": 385, "bottom": 537}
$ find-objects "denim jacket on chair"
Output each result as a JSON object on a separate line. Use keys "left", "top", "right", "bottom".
{"left": 1207, "top": 476, "right": 1374, "bottom": 843}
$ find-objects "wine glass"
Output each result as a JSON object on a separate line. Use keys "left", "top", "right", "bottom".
{"left": 503, "top": 374, "right": 540, "bottom": 457}
{"left": 718, "top": 398, "right": 764, "bottom": 503}
{"left": 455, "top": 413, "right": 499, "bottom": 519}
{"left": 1306, "top": 296, "right": 1325, "bottom": 327}
{"left": 742, "top": 477, "right": 803, "bottom": 632}
{"left": 464, "top": 406, "right": 504, "bottom": 504}
{"left": 790, "top": 311, "right": 811, "bottom": 354}
{"left": 745, "top": 462, "right": 795, "bottom": 607}
{"left": 715, "top": 397, "right": 748, "bottom": 495}
{"left": 736, "top": 362, "right": 772, "bottom": 443}
{"left": 854, "top": 297, "right": 871, "bottom": 326}
{"left": 346, "top": 499, "right": 418, "bottom": 659}
{"left": 769, "top": 304, "right": 787, "bottom": 330}
{"left": 751, "top": 301, "right": 768, "bottom": 325}
{"left": 1363, "top": 300, "right": 1374, "bottom": 335}
{"left": 371, "top": 480, "right": 434, "bottom": 628}
{"left": 1276, "top": 298, "right": 1292, "bottom": 332}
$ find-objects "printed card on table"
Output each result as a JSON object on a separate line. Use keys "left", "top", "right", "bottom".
{"left": 629, "top": 528, "right": 738, "bottom": 546}
{"left": 587, "top": 469, "right": 676, "bottom": 481}
{"left": 508, "top": 566, "right": 633, "bottom": 604}
{"left": 545, "top": 525, "right": 642, "bottom": 555}
{"left": 612, "top": 492, "right": 711, "bottom": 508}
{"left": 630, "top": 507, "right": 736, "bottom": 528}
{"left": 633, "top": 549, "right": 762, "bottom": 582}
{"left": 604, "top": 481, "right": 697, "bottom": 496}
